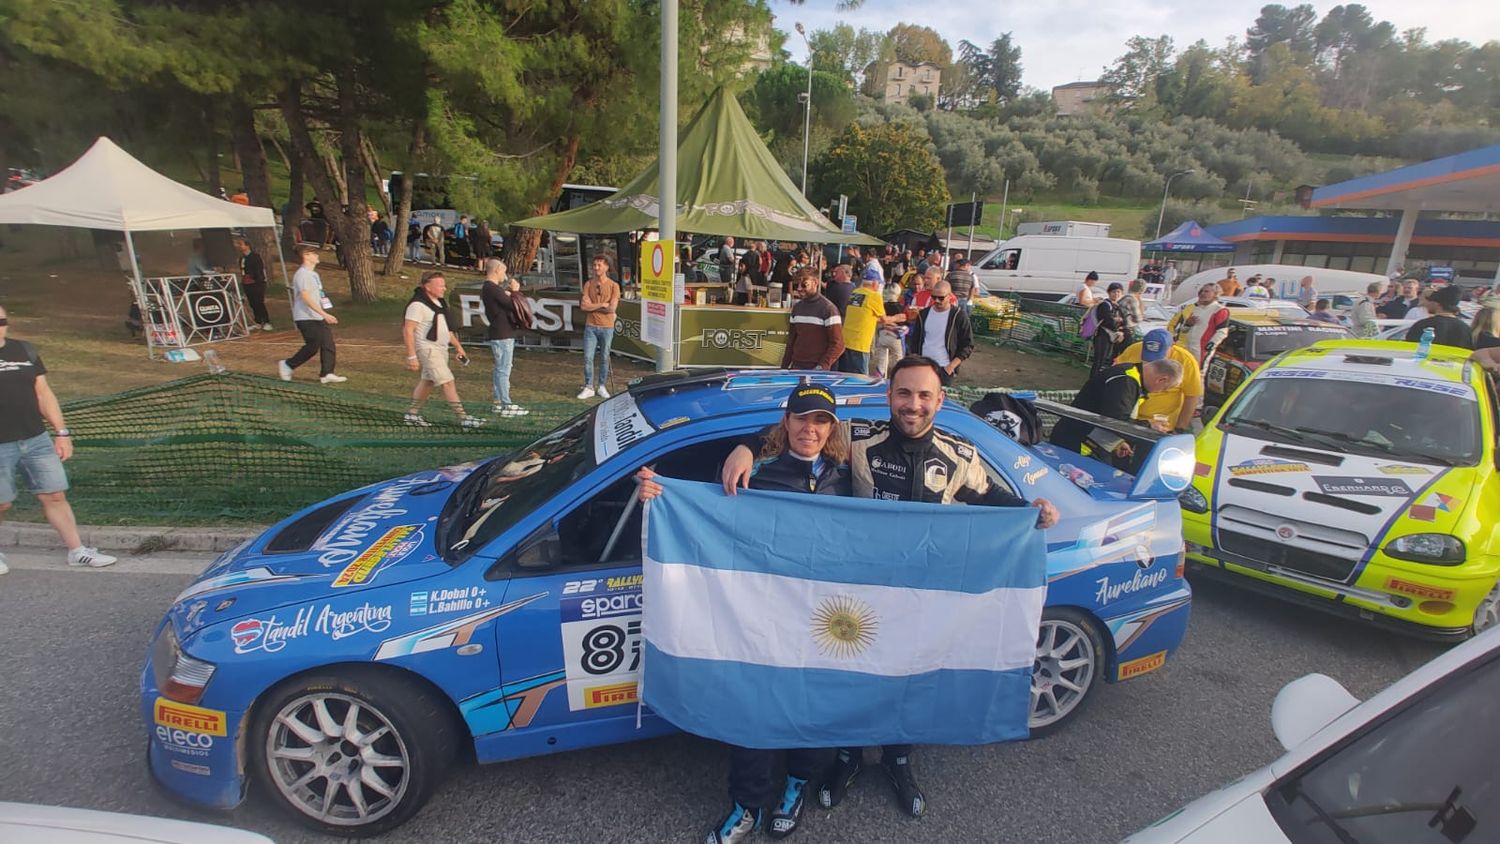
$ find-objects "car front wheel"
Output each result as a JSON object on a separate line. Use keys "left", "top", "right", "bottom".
{"left": 251, "top": 669, "right": 459, "bottom": 837}
{"left": 1028, "top": 608, "right": 1105, "bottom": 737}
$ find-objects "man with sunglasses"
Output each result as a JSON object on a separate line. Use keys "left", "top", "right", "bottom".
{"left": 905, "top": 280, "right": 973, "bottom": 385}
{"left": 782, "top": 267, "right": 845, "bottom": 370}
{"left": 0, "top": 305, "right": 117, "bottom": 575}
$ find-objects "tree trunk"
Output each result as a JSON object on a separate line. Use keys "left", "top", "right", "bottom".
{"left": 280, "top": 76, "right": 376, "bottom": 303}
{"left": 283, "top": 153, "right": 304, "bottom": 253}
{"left": 383, "top": 123, "right": 425, "bottom": 277}
{"left": 361, "top": 135, "right": 392, "bottom": 218}
{"left": 227, "top": 99, "right": 279, "bottom": 270}
{"left": 504, "top": 132, "right": 580, "bottom": 276}
{"left": 204, "top": 103, "right": 222, "bottom": 196}
{"left": 323, "top": 148, "right": 349, "bottom": 206}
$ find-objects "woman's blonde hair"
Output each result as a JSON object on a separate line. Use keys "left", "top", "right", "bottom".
{"left": 1472, "top": 298, "right": 1500, "bottom": 342}
{"left": 757, "top": 415, "right": 848, "bottom": 464}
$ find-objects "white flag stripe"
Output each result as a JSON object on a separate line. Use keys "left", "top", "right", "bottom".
{"left": 643, "top": 557, "right": 1044, "bottom": 677}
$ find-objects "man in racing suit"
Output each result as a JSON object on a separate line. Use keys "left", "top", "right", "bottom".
{"left": 720, "top": 356, "right": 1059, "bottom": 820}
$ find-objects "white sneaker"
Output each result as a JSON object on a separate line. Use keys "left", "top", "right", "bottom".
{"left": 68, "top": 546, "right": 117, "bottom": 568}
{"left": 492, "top": 403, "right": 506, "bottom": 415}
{"left": 403, "top": 412, "right": 431, "bottom": 427}
{"left": 577, "top": 386, "right": 596, "bottom": 400}
{"left": 277, "top": 360, "right": 293, "bottom": 381}
{"left": 262, "top": 323, "right": 274, "bottom": 331}
{"left": 248, "top": 324, "right": 261, "bottom": 331}
{"left": 597, "top": 386, "right": 611, "bottom": 399}
{"left": 0, "top": 553, "right": 9, "bottom": 575}
{"left": 503, "top": 404, "right": 530, "bottom": 417}
{"left": 320, "top": 373, "right": 348, "bottom": 384}
{"left": 460, "top": 415, "right": 485, "bottom": 429}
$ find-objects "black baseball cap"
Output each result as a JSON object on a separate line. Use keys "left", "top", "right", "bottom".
{"left": 787, "top": 384, "right": 837, "bottom": 417}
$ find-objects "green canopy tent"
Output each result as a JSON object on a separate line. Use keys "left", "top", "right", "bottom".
{"left": 515, "top": 87, "right": 881, "bottom": 245}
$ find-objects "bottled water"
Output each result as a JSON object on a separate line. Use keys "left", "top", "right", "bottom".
{"left": 1415, "top": 327, "right": 1434, "bottom": 360}
{"left": 203, "top": 349, "right": 227, "bottom": 374}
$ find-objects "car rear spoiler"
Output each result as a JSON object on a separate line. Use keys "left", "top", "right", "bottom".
{"left": 1032, "top": 399, "right": 1195, "bottom": 500}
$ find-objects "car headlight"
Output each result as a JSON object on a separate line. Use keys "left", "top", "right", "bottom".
{"left": 1384, "top": 533, "right": 1465, "bottom": 566}
{"left": 1178, "top": 485, "right": 1209, "bottom": 513}
{"left": 152, "top": 626, "right": 217, "bottom": 705}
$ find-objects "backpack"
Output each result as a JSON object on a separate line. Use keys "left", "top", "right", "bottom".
{"left": 969, "top": 392, "right": 1043, "bottom": 445}
{"left": 1080, "top": 304, "right": 1100, "bottom": 339}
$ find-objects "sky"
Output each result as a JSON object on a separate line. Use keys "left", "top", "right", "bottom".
{"left": 778, "top": 0, "right": 1500, "bottom": 92}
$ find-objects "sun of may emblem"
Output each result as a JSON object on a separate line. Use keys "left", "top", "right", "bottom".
{"left": 811, "top": 595, "right": 879, "bottom": 658}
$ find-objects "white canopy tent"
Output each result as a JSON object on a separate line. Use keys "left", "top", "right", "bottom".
{"left": 0, "top": 136, "right": 289, "bottom": 357}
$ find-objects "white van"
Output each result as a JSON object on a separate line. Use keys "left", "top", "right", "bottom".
{"left": 1167, "top": 264, "right": 1389, "bottom": 306}
{"left": 973, "top": 235, "right": 1142, "bottom": 300}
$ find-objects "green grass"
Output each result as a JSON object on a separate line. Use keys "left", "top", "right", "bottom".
{"left": 963, "top": 198, "right": 1156, "bottom": 242}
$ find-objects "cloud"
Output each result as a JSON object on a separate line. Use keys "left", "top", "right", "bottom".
{"left": 781, "top": 0, "right": 1500, "bottom": 91}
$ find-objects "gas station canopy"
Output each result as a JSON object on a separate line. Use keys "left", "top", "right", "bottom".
{"left": 1310, "top": 144, "right": 1500, "bottom": 213}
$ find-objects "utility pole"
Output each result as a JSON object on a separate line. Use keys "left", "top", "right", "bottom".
{"left": 656, "top": 0, "right": 678, "bottom": 372}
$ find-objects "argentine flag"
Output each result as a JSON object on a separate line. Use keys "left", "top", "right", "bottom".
{"left": 641, "top": 478, "right": 1047, "bottom": 748}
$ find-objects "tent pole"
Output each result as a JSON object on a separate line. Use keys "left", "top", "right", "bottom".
{"left": 124, "top": 229, "right": 156, "bottom": 360}
{"left": 656, "top": 0, "right": 678, "bottom": 372}
{"left": 272, "top": 225, "right": 294, "bottom": 313}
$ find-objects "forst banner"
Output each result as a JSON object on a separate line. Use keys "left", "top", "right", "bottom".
{"left": 452, "top": 284, "right": 788, "bottom": 368}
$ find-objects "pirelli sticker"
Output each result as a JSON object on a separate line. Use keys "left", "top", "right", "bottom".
{"left": 154, "top": 698, "right": 227, "bottom": 737}
{"left": 1385, "top": 578, "right": 1455, "bottom": 602}
{"left": 1117, "top": 650, "right": 1168, "bottom": 681}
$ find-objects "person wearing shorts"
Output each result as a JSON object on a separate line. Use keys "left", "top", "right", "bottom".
{"left": 402, "top": 272, "right": 484, "bottom": 429}
{"left": 0, "top": 304, "right": 117, "bottom": 574}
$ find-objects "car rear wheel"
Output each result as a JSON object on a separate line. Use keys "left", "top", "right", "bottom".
{"left": 1029, "top": 608, "right": 1104, "bottom": 737}
{"left": 251, "top": 669, "right": 459, "bottom": 837}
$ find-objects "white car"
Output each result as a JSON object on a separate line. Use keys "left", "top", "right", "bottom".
{"left": 0, "top": 802, "right": 273, "bottom": 843}
{"left": 1055, "top": 292, "right": 1173, "bottom": 336}
{"left": 1123, "top": 624, "right": 1500, "bottom": 843}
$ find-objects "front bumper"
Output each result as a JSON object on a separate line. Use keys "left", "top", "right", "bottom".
{"left": 1186, "top": 555, "right": 1473, "bottom": 642}
{"left": 141, "top": 661, "right": 249, "bottom": 810}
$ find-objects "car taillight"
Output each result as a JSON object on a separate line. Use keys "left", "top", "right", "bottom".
{"left": 152, "top": 626, "right": 216, "bottom": 705}
{"left": 1175, "top": 549, "right": 1186, "bottom": 579}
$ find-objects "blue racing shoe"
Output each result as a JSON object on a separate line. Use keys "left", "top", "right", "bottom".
{"left": 705, "top": 802, "right": 762, "bottom": 844}
{"left": 768, "top": 775, "right": 809, "bottom": 839}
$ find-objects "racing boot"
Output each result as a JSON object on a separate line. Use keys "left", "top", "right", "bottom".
{"left": 817, "top": 749, "right": 862, "bottom": 809}
{"left": 882, "top": 753, "right": 926, "bottom": 817}
{"left": 704, "top": 801, "right": 762, "bottom": 844}
{"left": 768, "top": 775, "right": 810, "bottom": 839}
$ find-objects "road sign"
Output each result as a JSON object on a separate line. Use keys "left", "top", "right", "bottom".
{"left": 947, "top": 201, "right": 982, "bottom": 228}
{"left": 640, "top": 240, "right": 673, "bottom": 303}
{"left": 842, "top": 215, "right": 857, "bottom": 234}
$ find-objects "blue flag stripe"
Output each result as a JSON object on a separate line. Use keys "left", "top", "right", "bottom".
{"left": 643, "top": 642, "right": 1032, "bottom": 748}
{"left": 645, "top": 479, "right": 1047, "bottom": 595}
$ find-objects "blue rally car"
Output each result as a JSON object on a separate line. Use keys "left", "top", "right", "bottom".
{"left": 142, "top": 371, "right": 1195, "bottom": 836}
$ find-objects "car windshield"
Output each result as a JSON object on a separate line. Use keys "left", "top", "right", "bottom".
{"left": 1247, "top": 324, "right": 1348, "bottom": 360}
{"left": 438, "top": 412, "right": 596, "bottom": 563}
{"left": 1221, "top": 375, "right": 1480, "bottom": 465}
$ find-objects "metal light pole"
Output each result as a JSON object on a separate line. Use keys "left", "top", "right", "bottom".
{"left": 795, "top": 22, "right": 812, "bottom": 195}
{"left": 656, "top": 0, "right": 678, "bottom": 372}
{"left": 1155, "top": 169, "right": 1195, "bottom": 241}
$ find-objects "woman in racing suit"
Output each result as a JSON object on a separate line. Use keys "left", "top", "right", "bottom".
{"left": 637, "top": 383, "right": 847, "bottom": 844}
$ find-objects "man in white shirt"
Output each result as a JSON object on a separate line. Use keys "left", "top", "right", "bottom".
{"left": 402, "top": 271, "right": 483, "bottom": 428}
{"left": 278, "top": 244, "right": 345, "bottom": 384}
{"left": 863, "top": 248, "right": 885, "bottom": 284}
{"left": 907, "top": 281, "right": 974, "bottom": 385}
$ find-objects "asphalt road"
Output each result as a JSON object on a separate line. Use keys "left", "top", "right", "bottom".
{"left": 0, "top": 549, "right": 1447, "bottom": 844}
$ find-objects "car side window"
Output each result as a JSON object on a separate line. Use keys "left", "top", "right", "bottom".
{"left": 1265, "top": 654, "right": 1500, "bottom": 844}
{"left": 495, "top": 434, "right": 751, "bottom": 577}
{"left": 936, "top": 423, "right": 1025, "bottom": 503}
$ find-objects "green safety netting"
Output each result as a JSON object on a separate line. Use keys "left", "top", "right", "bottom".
{"left": 10, "top": 373, "right": 1078, "bottom": 528}
{"left": 8, "top": 373, "right": 580, "bottom": 526}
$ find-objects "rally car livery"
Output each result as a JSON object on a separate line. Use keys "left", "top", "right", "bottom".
{"left": 142, "top": 371, "right": 1194, "bottom": 836}
{"left": 1183, "top": 340, "right": 1500, "bottom": 639}
{"left": 1201, "top": 312, "right": 1349, "bottom": 415}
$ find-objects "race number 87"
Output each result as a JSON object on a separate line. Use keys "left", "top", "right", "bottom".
{"left": 582, "top": 620, "right": 641, "bottom": 675}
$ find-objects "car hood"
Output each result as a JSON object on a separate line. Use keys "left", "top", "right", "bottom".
{"left": 1121, "top": 768, "right": 1282, "bottom": 843}
{"left": 1210, "top": 433, "right": 1462, "bottom": 537}
{"left": 167, "top": 464, "right": 481, "bottom": 634}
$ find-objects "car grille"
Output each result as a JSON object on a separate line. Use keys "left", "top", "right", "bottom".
{"left": 1215, "top": 505, "right": 1369, "bottom": 584}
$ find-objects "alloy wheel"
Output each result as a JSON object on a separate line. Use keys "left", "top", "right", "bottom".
{"left": 1030, "top": 617, "right": 1098, "bottom": 730}
{"left": 264, "top": 692, "right": 411, "bottom": 827}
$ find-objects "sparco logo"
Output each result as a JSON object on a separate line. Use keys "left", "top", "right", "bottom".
{"left": 702, "top": 328, "right": 769, "bottom": 350}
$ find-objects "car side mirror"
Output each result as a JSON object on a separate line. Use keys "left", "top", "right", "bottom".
{"left": 1271, "top": 673, "right": 1360, "bottom": 751}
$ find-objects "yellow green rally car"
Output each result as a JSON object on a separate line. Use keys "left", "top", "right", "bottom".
{"left": 1182, "top": 339, "right": 1500, "bottom": 640}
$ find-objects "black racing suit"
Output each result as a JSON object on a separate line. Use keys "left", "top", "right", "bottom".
{"left": 846, "top": 418, "right": 1029, "bottom": 762}
{"left": 727, "top": 449, "right": 844, "bottom": 809}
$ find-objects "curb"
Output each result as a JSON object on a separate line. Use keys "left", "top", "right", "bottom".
{"left": 0, "top": 522, "right": 263, "bottom": 555}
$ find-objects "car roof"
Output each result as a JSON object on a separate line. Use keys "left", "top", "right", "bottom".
{"left": 1262, "top": 340, "right": 1475, "bottom": 386}
{"left": 630, "top": 371, "right": 893, "bottom": 425}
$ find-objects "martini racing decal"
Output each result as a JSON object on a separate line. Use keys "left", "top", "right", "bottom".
{"left": 1228, "top": 458, "right": 1309, "bottom": 476}
{"left": 560, "top": 580, "right": 643, "bottom": 711}
{"left": 1312, "top": 476, "right": 1413, "bottom": 497}
{"left": 593, "top": 393, "right": 654, "bottom": 463}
